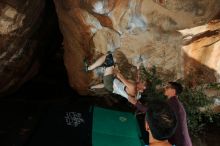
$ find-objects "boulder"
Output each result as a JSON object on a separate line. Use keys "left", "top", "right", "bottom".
{"left": 53, "top": 0, "right": 220, "bottom": 95}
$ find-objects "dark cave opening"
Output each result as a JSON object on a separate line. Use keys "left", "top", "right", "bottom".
{"left": 3, "top": 0, "right": 77, "bottom": 100}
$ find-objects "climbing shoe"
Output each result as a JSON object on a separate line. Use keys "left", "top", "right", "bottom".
{"left": 103, "top": 53, "right": 114, "bottom": 67}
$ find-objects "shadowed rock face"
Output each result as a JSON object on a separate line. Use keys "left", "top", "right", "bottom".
{"left": 0, "top": 0, "right": 45, "bottom": 96}
{"left": 53, "top": 0, "right": 220, "bottom": 95}
{"left": 0, "top": 0, "right": 62, "bottom": 97}
{"left": 180, "top": 20, "right": 220, "bottom": 87}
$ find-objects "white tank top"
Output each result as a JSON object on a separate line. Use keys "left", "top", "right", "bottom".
{"left": 112, "top": 79, "right": 129, "bottom": 99}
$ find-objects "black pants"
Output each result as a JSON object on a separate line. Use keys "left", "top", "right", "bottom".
{"left": 103, "top": 53, "right": 114, "bottom": 67}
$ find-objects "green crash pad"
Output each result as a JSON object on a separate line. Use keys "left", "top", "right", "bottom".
{"left": 92, "top": 106, "right": 144, "bottom": 146}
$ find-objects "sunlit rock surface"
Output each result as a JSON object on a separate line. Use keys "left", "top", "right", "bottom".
{"left": 0, "top": 0, "right": 45, "bottom": 96}
{"left": 180, "top": 20, "right": 220, "bottom": 86}
{"left": 54, "top": 0, "right": 220, "bottom": 95}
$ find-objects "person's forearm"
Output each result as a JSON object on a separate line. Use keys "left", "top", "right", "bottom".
{"left": 135, "top": 102, "right": 147, "bottom": 113}
{"left": 127, "top": 96, "right": 147, "bottom": 113}
{"left": 116, "top": 72, "right": 125, "bottom": 82}
{"left": 116, "top": 72, "right": 131, "bottom": 87}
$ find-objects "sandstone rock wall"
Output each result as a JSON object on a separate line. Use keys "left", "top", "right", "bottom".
{"left": 54, "top": 0, "right": 220, "bottom": 95}
{"left": 180, "top": 20, "right": 220, "bottom": 87}
{"left": 0, "top": 0, "right": 45, "bottom": 96}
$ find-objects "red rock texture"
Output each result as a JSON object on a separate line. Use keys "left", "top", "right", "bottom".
{"left": 54, "top": 0, "right": 220, "bottom": 95}
{"left": 1, "top": 0, "right": 219, "bottom": 96}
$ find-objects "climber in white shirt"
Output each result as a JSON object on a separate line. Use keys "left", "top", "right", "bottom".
{"left": 84, "top": 51, "right": 146, "bottom": 99}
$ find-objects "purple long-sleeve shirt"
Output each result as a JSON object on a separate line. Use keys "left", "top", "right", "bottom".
{"left": 135, "top": 96, "right": 192, "bottom": 146}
